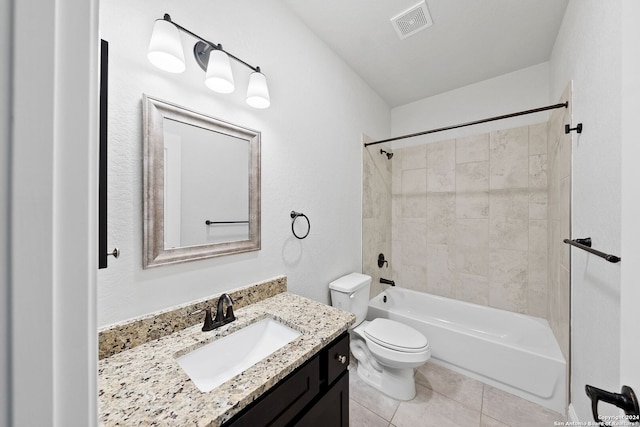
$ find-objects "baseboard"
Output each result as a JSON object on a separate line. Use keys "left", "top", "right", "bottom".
{"left": 568, "top": 404, "right": 579, "bottom": 422}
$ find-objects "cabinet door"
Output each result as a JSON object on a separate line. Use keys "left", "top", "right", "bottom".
{"left": 326, "top": 334, "right": 349, "bottom": 385}
{"left": 294, "top": 372, "right": 349, "bottom": 427}
{"left": 224, "top": 356, "right": 320, "bottom": 427}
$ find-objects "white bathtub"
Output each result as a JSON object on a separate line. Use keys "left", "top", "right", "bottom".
{"left": 368, "top": 287, "right": 566, "bottom": 414}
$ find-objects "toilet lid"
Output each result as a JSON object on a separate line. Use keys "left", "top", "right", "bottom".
{"left": 363, "top": 318, "right": 428, "bottom": 352}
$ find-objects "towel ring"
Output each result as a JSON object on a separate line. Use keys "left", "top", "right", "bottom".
{"left": 290, "top": 211, "right": 310, "bottom": 239}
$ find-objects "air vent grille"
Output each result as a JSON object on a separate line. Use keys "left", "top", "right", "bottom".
{"left": 390, "top": 1, "right": 433, "bottom": 40}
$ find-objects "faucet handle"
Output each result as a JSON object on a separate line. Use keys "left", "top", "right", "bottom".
{"left": 225, "top": 305, "right": 235, "bottom": 322}
{"left": 191, "top": 307, "right": 215, "bottom": 331}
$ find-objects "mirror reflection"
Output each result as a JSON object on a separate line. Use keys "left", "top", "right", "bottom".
{"left": 143, "top": 95, "right": 261, "bottom": 268}
{"left": 163, "top": 118, "right": 250, "bottom": 248}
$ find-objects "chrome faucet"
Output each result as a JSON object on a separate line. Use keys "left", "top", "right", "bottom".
{"left": 191, "top": 293, "right": 236, "bottom": 332}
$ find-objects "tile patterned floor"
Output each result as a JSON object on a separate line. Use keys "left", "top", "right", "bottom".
{"left": 349, "top": 360, "right": 567, "bottom": 427}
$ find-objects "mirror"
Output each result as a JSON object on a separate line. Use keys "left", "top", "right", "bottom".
{"left": 142, "top": 95, "right": 261, "bottom": 268}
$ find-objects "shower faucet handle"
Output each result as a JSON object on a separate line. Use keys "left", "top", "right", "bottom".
{"left": 377, "top": 253, "right": 389, "bottom": 268}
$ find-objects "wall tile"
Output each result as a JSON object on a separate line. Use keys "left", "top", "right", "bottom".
{"left": 456, "top": 273, "right": 489, "bottom": 305}
{"left": 456, "top": 161, "right": 489, "bottom": 192}
{"left": 383, "top": 123, "right": 556, "bottom": 320}
{"left": 490, "top": 249, "right": 528, "bottom": 286}
{"left": 529, "top": 154, "right": 547, "bottom": 190}
{"left": 527, "top": 289, "right": 548, "bottom": 319}
{"left": 490, "top": 188, "right": 529, "bottom": 218}
{"left": 489, "top": 280, "right": 527, "bottom": 313}
{"left": 400, "top": 264, "right": 427, "bottom": 291}
{"left": 401, "top": 194, "right": 427, "bottom": 219}
{"left": 426, "top": 193, "right": 455, "bottom": 244}
{"left": 401, "top": 144, "right": 427, "bottom": 170}
{"left": 401, "top": 168, "right": 427, "bottom": 218}
{"left": 426, "top": 244, "right": 455, "bottom": 298}
{"left": 529, "top": 190, "right": 547, "bottom": 220}
{"left": 427, "top": 140, "right": 455, "bottom": 192}
{"left": 489, "top": 216, "right": 528, "bottom": 251}
{"left": 402, "top": 168, "right": 427, "bottom": 194}
{"left": 456, "top": 192, "right": 489, "bottom": 219}
{"left": 490, "top": 189, "right": 529, "bottom": 251}
{"left": 401, "top": 219, "right": 428, "bottom": 265}
{"left": 528, "top": 250, "right": 548, "bottom": 293}
{"left": 559, "top": 176, "right": 571, "bottom": 269}
{"left": 456, "top": 245, "right": 489, "bottom": 277}
{"left": 362, "top": 141, "right": 392, "bottom": 301}
{"left": 456, "top": 218, "right": 489, "bottom": 248}
{"left": 529, "top": 220, "right": 548, "bottom": 253}
{"left": 456, "top": 133, "right": 489, "bottom": 164}
{"left": 528, "top": 122, "right": 548, "bottom": 155}
{"left": 490, "top": 127, "right": 529, "bottom": 189}
{"left": 489, "top": 249, "right": 528, "bottom": 312}
{"left": 392, "top": 152, "right": 402, "bottom": 195}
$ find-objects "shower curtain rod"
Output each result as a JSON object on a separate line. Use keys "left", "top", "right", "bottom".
{"left": 363, "top": 102, "right": 568, "bottom": 147}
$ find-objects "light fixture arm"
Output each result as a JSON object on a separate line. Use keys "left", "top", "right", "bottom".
{"left": 161, "top": 14, "right": 261, "bottom": 74}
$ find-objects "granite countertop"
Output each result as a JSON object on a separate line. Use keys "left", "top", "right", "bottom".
{"left": 98, "top": 292, "right": 355, "bottom": 426}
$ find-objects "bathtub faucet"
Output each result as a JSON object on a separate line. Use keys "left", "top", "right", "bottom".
{"left": 380, "top": 277, "right": 395, "bottom": 286}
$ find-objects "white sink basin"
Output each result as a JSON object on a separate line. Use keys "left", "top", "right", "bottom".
{"left": 176, "top": 318, "right": 301, "bottom": 392}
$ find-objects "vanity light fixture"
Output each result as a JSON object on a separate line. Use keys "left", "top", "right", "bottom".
{"left": 147, "top": 14, "right": 270, "bottom": 109}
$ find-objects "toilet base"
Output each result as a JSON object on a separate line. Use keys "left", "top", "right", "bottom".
{"left": 355, "top": 359, "right": 417, "bottom": 401}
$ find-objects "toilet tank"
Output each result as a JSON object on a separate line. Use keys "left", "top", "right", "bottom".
{"left": 329, "top": 273, "right": 371, "bottom": 326}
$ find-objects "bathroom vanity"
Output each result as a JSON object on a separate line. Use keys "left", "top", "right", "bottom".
{"left": 98, "top": 279, "right": 354, "bottom": 426}
{"left": 223, "top": 332, "right": 349, "bottom": 426}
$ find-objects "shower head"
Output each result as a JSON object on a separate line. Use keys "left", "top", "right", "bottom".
{"left": 380, "top": 149, "right": 394, "bottom": 159}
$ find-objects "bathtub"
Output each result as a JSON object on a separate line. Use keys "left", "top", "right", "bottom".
{"left": 368, "top": 287, "right": 566, "bottom": 414}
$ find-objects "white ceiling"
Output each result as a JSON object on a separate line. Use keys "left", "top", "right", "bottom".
{"left": 282, "top": 0, "right": 569, "bottom": 108}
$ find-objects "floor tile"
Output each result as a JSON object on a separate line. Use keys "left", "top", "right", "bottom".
{"left": 349, "top": 399, "right": 389, "bottom": 427}
{"left": 415, "top": 361, "right": 484, "bottom": 411}
{"left": 482, "top": 385, "right": 565, "bottom": 427}
{"left": 391, "top": 384, "right": 481, "bottom": 427}
{"left": 349, "top": 365, "right": 400, "bottom": 421}
{"left": 481, "top": 414, "right": 510, "bottom": 427}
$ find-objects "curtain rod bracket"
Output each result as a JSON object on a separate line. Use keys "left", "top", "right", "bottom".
{"left": 565, "top": 123, "right": 583, "bottom": 134}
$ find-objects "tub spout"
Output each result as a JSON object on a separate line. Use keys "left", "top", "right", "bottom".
{"left": 380, "top": 277, "right": 395, "bottom": 286}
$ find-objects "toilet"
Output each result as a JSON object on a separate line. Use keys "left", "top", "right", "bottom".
{"left": 329, "top": 273, "right": 430, "bottom": 400}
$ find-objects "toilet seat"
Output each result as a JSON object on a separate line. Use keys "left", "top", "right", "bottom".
{"left": 363, "top": 318, "right": 429, "bottom": 353}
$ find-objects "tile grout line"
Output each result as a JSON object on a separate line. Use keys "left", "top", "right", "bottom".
{"left": 480, "top": 383, "right": 485, "bottom": 426}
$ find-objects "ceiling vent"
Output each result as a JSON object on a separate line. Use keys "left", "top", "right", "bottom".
{"left": 390, "top": 1, "right": 434, "bottom": 40}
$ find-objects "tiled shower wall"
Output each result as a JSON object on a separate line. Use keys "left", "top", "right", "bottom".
{"left": 547, "top": 87, "right": 571, "bottom": 362}
{"left": 362, "top": 142, "right": 393, "bottom": 298}
{"left": 390, "top": 123, "right": 549, "bottom": 317}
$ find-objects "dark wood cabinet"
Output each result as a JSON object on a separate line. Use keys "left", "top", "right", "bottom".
{"left": 293, "top": 373, "right": 349, "bottom": 427}
{"left": 223, "top": 333, "right": 350, "bottom": 427}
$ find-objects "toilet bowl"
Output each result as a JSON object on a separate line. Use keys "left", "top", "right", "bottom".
{"left": 329, "top": 273, "right": 431, "bottom": 400}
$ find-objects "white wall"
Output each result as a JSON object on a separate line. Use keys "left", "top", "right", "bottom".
{"left": 391, "top": 62, "right": 551, "bottom": 147}
{"left": 98, "top": 0, "right": 390, "bottom": 327}
{"left": 549, "top": 0, "right": 622, "bottom": 421}
{"left": 1, "top": 0, "right": 10, "bottom": 424}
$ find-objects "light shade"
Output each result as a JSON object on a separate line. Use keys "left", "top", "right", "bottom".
{"left": 246, "top": 71, "right": 270, "bottom": 109}
{"left": 205, "top": 50, "right": 235, "bottom": 93}
{"left": 147, "top": 19, "right": 186, "bottom": 73}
